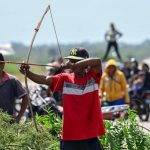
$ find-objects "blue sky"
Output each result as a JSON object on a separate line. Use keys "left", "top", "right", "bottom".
{"left": 0, "top": 0, "right": 150, "bottom": 45}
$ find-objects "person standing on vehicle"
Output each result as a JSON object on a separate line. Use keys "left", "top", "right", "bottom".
{"left": 20, "top": 48, "right": 105, "bottom": 150}
{"left": 0, "top": 53, "right": 28, "bottom": 123}
{"left": 103, "top": 23, "right": 122, "bottom": 62}
{"left": 100, "top": 59, "right": 130, "bottom": 106}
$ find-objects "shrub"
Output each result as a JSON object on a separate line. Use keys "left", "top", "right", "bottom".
{"left": 0, "top": 109, "right": 149, "bottom": 150}
{"left": 100, "top": 109, "right": 150, "bottom": 150}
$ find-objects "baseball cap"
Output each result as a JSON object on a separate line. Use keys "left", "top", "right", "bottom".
{"left": 0, "top": 53, "right": 4, "bottom": 61}
{"left": 64, "top": 48, "right": 89, "bottom": 60}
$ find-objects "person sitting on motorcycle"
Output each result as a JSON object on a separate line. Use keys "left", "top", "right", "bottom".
{"left": 100, "top": 59, "right": 130, "bottom": 106}
{"left": 141, "top": 63, "right": 150, "bottom": 93}
{"left": 129, "top": 71, "right": 145, "bottom": 99}
{"left": 131, "top": 63, "right": 150, "bottom": 99}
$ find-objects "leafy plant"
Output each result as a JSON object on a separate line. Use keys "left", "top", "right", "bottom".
{"left": 0, "top": 110, "right": 54, "bottom": 150}
{"left": 36, "top": 109, "right": 62, "bottom": 137}
{"left": 0, "top": 109, "right": 149, "bottom": 150}
{"left": 100, "top": 109, "right": 150, "bottom": 150}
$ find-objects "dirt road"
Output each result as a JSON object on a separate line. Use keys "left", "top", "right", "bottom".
{"left": 139, "top": 120, "right": 150, "bottom": 134}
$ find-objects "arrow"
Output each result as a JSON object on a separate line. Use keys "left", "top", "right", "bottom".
{"left": 0, "top": 60, "right": 61, "bottom": 68}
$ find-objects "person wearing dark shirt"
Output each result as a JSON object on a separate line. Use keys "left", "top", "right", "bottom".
{"left": 121, "top": 61, "right": 131, "bottom": 83}
{"left": 141, "top": 63, "right": 150, "bottom": 91}
{"left": 0, "top": 53, "right": 28, "bottom": 123}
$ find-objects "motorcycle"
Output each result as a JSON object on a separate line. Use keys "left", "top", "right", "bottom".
{"left": 130, "top": 90, "right": 150, "bottom": 121}
{"left": 27, "top": 85, "right": 63, "bottom": 118}
{"left": 14, "top": 85, "right": 63, "bottom": 120}
{"left": 100, "top": 93, "right": 129, "bottom": 120}
{"left": 102, "top": 104, "right": 129, "bottom": 120}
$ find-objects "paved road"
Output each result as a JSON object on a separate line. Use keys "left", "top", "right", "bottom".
{"left": 139, "top": 120, "right": 150, "bottom": 134}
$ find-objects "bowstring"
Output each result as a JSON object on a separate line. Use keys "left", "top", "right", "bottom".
{"left": 49, "top": 5, "right": 63, "bottom": 58}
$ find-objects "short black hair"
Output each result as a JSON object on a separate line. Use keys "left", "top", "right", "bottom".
{"left": 0, "top": 53, "right": 4, "bottom": 61}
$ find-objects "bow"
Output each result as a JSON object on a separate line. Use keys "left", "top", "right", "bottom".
{"left": 24, "top": 5, "right": 62, "bottom": 132}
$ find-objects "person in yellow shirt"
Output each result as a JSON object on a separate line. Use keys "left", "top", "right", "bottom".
{"left": 100, "top": 59, "right": 130, "bottom": 106}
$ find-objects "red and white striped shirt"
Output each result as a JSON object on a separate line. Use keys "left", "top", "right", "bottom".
{"left": 51, "top": 68, "right": 105, "bottom": 140}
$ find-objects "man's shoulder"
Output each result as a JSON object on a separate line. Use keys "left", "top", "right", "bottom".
{"left": 7, "top": 74, "right": 20, "bottom": 83}
{"left": 7, "top": 74, "right": 16, "bottom": 79}
{"left": 6, "top": 74, "right": 23, "bottom": 87}
{"left": 3, "top": 72, "right": 18, "bottom": 81}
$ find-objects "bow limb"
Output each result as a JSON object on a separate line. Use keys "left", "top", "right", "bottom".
{"left": 24, "top": 5, "right": 50, "bottom": 132}
{"left": 26, "top": 5, "right": 50, "bottom": 62}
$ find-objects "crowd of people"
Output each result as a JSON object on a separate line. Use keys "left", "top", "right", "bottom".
{"left": 0, "top": 23, "right": 150, "bottom": 150}
{"left": 122, "top": 58, "right": 150, "bottom": 100}
{"left": 0, "top": 43, "right": 150, "bottom": 149}
{"left": 100, "top": 57, "right": 150, "bottom": 108}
